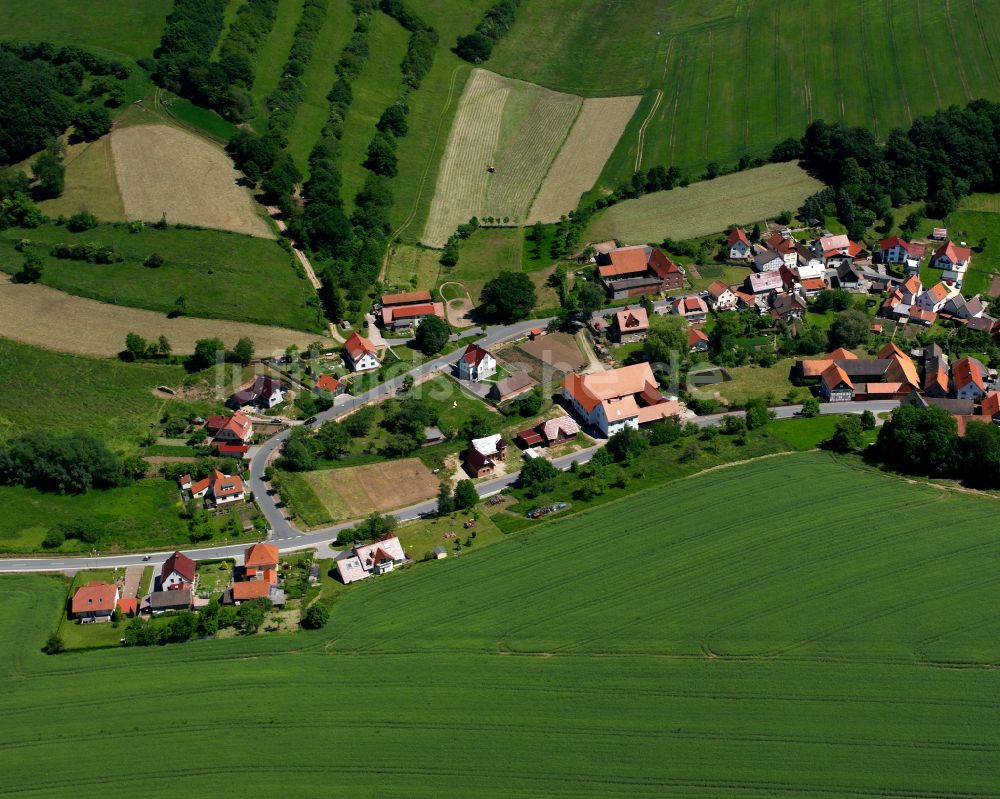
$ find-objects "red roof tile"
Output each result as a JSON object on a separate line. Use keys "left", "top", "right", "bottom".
{"left": 71, "top": 582, "right": 117, "bottom": 615}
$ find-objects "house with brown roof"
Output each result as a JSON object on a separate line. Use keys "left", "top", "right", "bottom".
{"left": 244, "top": 543, "right": 278, "bottom": 584}
{"left": 820, "top": 363, "right": 854, "bottom": 402}
{"left": 149, "top": 588, "right": 193, "bottom": 615}
{"left": 490, "top": 371, "right": 536, "bottom": 403}
{"left": 953, "top": 356, "right": 987, "bottom": 400}
{"left": 612, "top": 306, "right": 649, "bottom": 343}
{"left": 562, "top": 364, "right": 680, "bottom": 437}
{"left": 228, "top": 375, "right": 284, "bottom": 411}
{"left": 315, "top": 374, "right": 342, "bottom": 395}
{"left": 933, "top": 241, "right": 973, "bottom": 288}
{"left": 726, "top": 228, "right": 751, "bottom": 259}
{"left": 516, "top": 415, "right": 580, "bottom": 448}
{"left": 457, "top": 343, "right": 496, "bottom": 382}
{"left": 769, "top": 292, "right": 806, "bottom": 321}
{"left": 160, "top": 551, "right": 196, "bottom": 591}
{"left": 207, "top": 411, "right": 253, "bottom": 444}
{"left": 222, "top": 580, "right": 285, "bottom": 606}
{"left": 596, "top": 245, "right": 684, "bottom": 299}
{"left": 71, "top": 581, "right": 119, "bottom": 622}
{"left": 705, "top": 280, "right": 737, "bottom": 310}
{"left": 688, "top": 327, "right": 709, "bottom": 352}
{"left": 379, "top": 291, "right": 446, "bottom": 331}
{"left": 465, "top": 434, "right": 507, "bottom": 477}
{"left": 189, "top": 469, "right": 246, "bottom": 506}
{"left": 334, "top": 536, "right": 407, "bottom": 584}
{"left": 878, "top": 342, "right": 921, "bottom": 391}
{"left": 343, "top": 332, "right": 381, "bottom": 372}
{"left": 980, "top": 391, "right": 1000, "bottom": 421}
{"left": 672, "top": 295, "right": 708, "bottom": 322}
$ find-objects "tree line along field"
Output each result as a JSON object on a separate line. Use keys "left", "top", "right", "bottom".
{"left": 586, "top": 162, "right": 824, "bottom": 245}
{"left": 3, "top": 452, "right": 1000, "bottom": 795}
{"left": 488, "top": 0, "right": 1000, "bottom": 185}
{"left": 422, "top": 69, "right": 639, "bottom": 247}
{"left": 0, "top": 223, "right": 324, "bottom": 333}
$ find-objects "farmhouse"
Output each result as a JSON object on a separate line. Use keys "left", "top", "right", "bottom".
{"left": 562, "top": 363, "right": 680, "bottom": 436}
{"left": 190, "top": 469, "right": 246, "bottom": 506}
{"left": 726, "top": 227, "right": 751, "bottom": 259}
{"left": 335, "top": 536, "right": 407, "bottom": 584}
{"left": 71, "top": 581, "right": 119, "bottom": 622}
{"left": 597, "top": 245, "right": 684, "bottom": 299}
{"left": 160, "top": 551, "right": 196, "bottom": 591}
{"left": 611, "top": 306, "right": 649, "bottom": 343}
{"left": 379, "top": 290, "right": 447, "bottom": 331}
{"left": 149, "top": 588, "right": 193, "bottom": 615}
{"left": 243, "top": 542, "right": 278, "bottom": 583}
{"left": 672, "top": 295, "right": 708, "bottom": 323}
{"left": 953, "top": 356, "right": 987, "bottom": 400}
{"left": 820, "top": 363, "right": 854, "bottom": 402}
{"left": 705, "top": 280, "right": 737, "bottom": 310}
{"left": 516, "top": 414, "right": 580, "bottom": 448}
{"left": 490, "top": 371, "right": 536, "bottom": 403}
{"left": 457, "top": 343, "right": 497, "bottom": 382}
{"left": 879, "top": 236, "right": 926, "bottom": 273}
{"left": 465, "top": 434, "right": 507, "bottom": 477}
{"left": 343, "top": 332, "right": 381, "bottom": 372}
{"left": 228, "top": 375, "right": 284, "bottom": 411}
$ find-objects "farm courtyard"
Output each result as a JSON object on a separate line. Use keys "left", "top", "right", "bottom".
{"left": 3, "top": 453, "right": 1000, "bottom": 795}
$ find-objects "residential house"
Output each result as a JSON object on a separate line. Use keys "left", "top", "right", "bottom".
{"left": 222, "top": 580, "right": 285, "bottom": 607}
{"left": 490, "top": 371, "right": 536, "bottom": 403}
{"left": 752, "top": 246, "right": 784, "bottom": 273}
{"left": 878, "top": 342, "right": 920, "bottom": 391}
{"left": 966, "top": 315, "right": 998, "bottom": 334}
{"left": 688, "top": 327, "right": 709, "bottom": 352}
{"left": 933, "top": 241, "right": 973, "bottom": 288}
{"left": 705, "top": 280, "right": 737, "bottom": 310}
{"left": 612, "top": 306, "right": 649, "bottom": 343}
{"left": 315, "top": 374, "right": 342, "bottom": 396}
{"left": 904, "top": 390, "right": 974, "bottom": 417}
{"left": 465, "top": 434, "right": 507, "bottom": 477}
{"left": 228, "top": 375, "right": 284, "bottom": 411}
{"left": 918, "top": 282, "right": 957, "bottom": 314}
{"left": 516, "top": 415, "right": 581, "bottom": 449}
{"left": 206, "top": 411, "right": 253, "bottom": 448}
{"left": 334, "top": 536, "right": 407, "bottom": 584}
{"left": 379, "top": 291, "right": 446, "bottom": 331}
{"left": 149, "top": 589, "right": 192, "bottom": 615}
{"left": 745, "top": 271, "right": 784, "bottom": 296}
{"left": 922, "top": 343, "right": 950, "bottom": 398}
{"left": 816, "top": 234, "right": 851, "bottom": 260}
{"left": 160, "top": 551, "right": 196, "bottom": 591}
{"left": 953, "top": 356, "right": 987, "bottom": 400}
{"left": 765, "top": 232, "right": 798, "bottom": 268}
{"left": 189, "top": 469, "right": 246, "bottom": 506}
{"left": 832, "top": 261, "right": 866, "bottom": 291}
{"left": 597, "top": 245, "right": 684, "bottom": 299}
{"left": 243, "top": 542, "right": 278, "bottom": 583}
{"left": 672, "top": 295, "right": 708, "bottom": 323}
{"left": 457, "top": 343, "right": 497, "bottom": 382}
{"left": 879, "top": 237, "right": 926, "bottom": 273}
{"left": 562, "top": 363, "right": 680, "bottom": 436}
{"left": 941, "top": 293, "right": 987, "bottom": 321}
{"left": 726, "top": 227, "right": 751, "bottom": 259}
{"left": 980, "top": 391, "right": 1000, "bottom": 422}
{"left": 70, "top": 581, "right": 119, "bottom": 622}
{"left": 779, "top": 263, "right": 826, "bottom": 297}
{"left": 820, "top": 363, "right": 854, "bottom": 402}
{"left": 343, "top": 332, "right": 381, "bottom": 372}
{"left": 770, "top": 292, "right": 807, "bottom": 321}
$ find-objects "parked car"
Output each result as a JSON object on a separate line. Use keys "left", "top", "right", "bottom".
{"left": 304, "top": 416, "right": 318, "bottom": 426}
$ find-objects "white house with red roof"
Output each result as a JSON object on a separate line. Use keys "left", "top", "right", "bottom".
{"left": 705, "top": 280, "right": 737, "bottom": 310}
{"left": 918, "top": 282, "right": 958, "bottom": 313}
{"left": 672, "top": 295, "right": 708, "bottom": 322}
{"left": 457, "top": 343, "right": 496, "bottom": 382}
{"left": 342, "top": 332, "right": 381, "bottom": 372}
{"left": 820, "top": 363, "right": 854, "bottom": 402}
{"left": 207, "top": 411, "right": 253, "bottom": 444}
{"left": 334, "top": 536, "right": 407, "bottom": 584}
{"left": 160, "top": 551, "right": 196, "bottom": 591}
{"left": 880, "top": 236, "right": 926, "bottom": 273}
{"left": 726, "top": 228, "right": 751, "bottom": 259}
{"left": 612, "top": 306, "right": 649, "bottom": 343}
{"left": 71, "top": 581, "right": 119, "bottom": 622}
{"left": 189, "top": 469, "right": 246, "bottom": 506}
{"left": 953, "top": 356, "right": 987, "bottom": 400}
{"left": 933, "top": 241, "right": 973, "bottom": 288}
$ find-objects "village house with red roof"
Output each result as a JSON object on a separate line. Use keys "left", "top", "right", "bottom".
{"left": 933, "top": 241, "right": 973, "bottom": 288}
{"left": 726, "top": 227, "right": 751, "bottom": 259}
{"left": 71, "top": 581, "right": 119, "bottom": 622}
{"left": 879, "top": 236, "right": 926, "bottom": 274}
{"left": 342, "top": 331, "right": 381, "bottom": 372}
{"left": 705, "top": 280, "right": 737, "bottom": 310}
{"left": 562, "top": 363, "right": 680, "bottom": 437}
{"left": 611, "top": 306, "right": 649, "bottom": 343}
{"left": 187, "top": 469, "right": 246, "bottom": 507}
{"left": 334, "top": 536, "right": 407, "bottom": 584}
{"left": 596, "top": 245, "right": 684, "bottom": 299}
{"left": 672, "top": 294, "right": 708, "bottom": 323}
{"left": 457, "top": 343, "right": 496, "bottom": 382}
{"left": 160, "top": 551, "right": 196, "bottom": 591}
{"left": 378, "top": 290, "right": 446, "bottom": 331}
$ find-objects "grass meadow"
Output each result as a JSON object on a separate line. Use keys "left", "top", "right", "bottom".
{"left": 4, "top": 453, "right": 1000, "bottom": 794}
{"left": 488, "top": 0, "right": 1000, "bottom": 186}
{"left": 586, "top": 162, "right": 824, "bottom": 245}
{"left": 0, "top": 223, "right": 323, "bottom": 332}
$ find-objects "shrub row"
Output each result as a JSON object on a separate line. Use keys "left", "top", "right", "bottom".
{"left": 0, "top": 41, "right": 130, "bottom": 79}
{"left": 50, "top": 241, "right": 122, "bottom": 264}
{"left": 266, "top": 0, "right": 330, "bottom": 136}
{"left": 455, "top": 0, "right": 521, "bottom": 64}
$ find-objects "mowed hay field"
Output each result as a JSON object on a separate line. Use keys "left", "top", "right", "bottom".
{"left": 6, "top": 453, "right": 1000, "bottom": 795}
{"left": 527, "top": 95, "right": 641, "bottom": 223}
{"left": 299, "top": 458, "right": 439, "bottom": 522}
{"left": 423, "top": 69, "right": 638, "bottom": 246}
{"left": 0, "top": 276, "right": 318, "bottom": 358}
{"left": 111, "top": 124, "right": 274, "bottom": 239}
{"left": 489, "top": 0, "right": 1000, "bottom": 184}
{"left": 586, "top": 162, "right": 824, "bottom": 244}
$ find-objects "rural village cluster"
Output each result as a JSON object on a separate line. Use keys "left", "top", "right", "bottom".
{"left": 65, "top": 220, "right": 1000, "bottom": 639}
